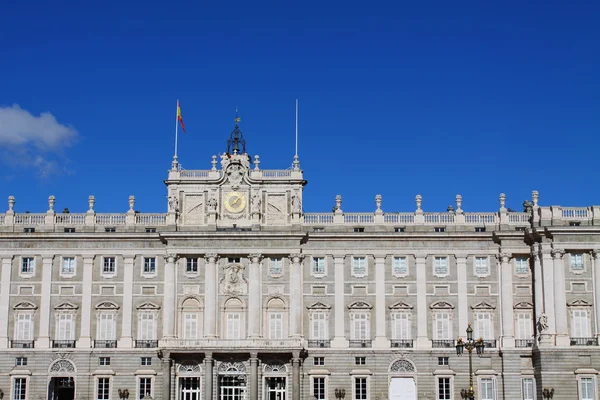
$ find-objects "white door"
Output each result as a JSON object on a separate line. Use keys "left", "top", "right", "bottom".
{"left": 389, "top": 377, "right": 417, "bottom": 400}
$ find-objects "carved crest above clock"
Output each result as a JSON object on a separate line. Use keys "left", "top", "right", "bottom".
{"left": 221, "top": 154, "right": 250, "bottom": 190}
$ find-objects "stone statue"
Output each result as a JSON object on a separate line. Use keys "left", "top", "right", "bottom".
{"left": 208, "top": 196, "right": 218, "bottom": 212}
{"left": 292, "top": 194, "right": 302, "bottom": 214}
{"left": 251, "top": 193, "right": 261, "bottom": 214}
{"left": 537, "top": 313, "right": 548, "bottom": 332}
{"left": 168, "top": 195, "right": 179, "bottom": 212}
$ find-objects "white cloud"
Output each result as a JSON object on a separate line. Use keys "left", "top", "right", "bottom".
{"left": 0, "top": 104, "right": 78, "bottom": 177}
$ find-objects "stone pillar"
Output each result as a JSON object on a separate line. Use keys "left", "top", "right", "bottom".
{"left": 456, "top": 256, "right": 468, "bottom": 336}
{"left": 78, "top": 256, "right": 94, "bottom": 348}
{"left": 204, "top": 253, "right": 218, "bottom": 338}
{"left": 289, "top": 254, "right": 304, "bottom": 338}
{"left": 500, "top": 253, "right": 515, "bottom": 347}
{"left": 162, "top": 254, "right": 176, "bottom": 339}
{"left": 332, "top": 255, "right": 347, "bottom": 347}
{"left": 374, "top": 256, "right": 388, "bottom": 347}
{"left": 594, "top": 251, "right": 600, "bottom": 337}
{"left": 162, "top": 356, "right": 172, "bottom": 400}
{"left": 37, "top": 255, "right": 53, "bottom": 348}
{"left": 552, "top": 249, "right": 569, "bottom": 346}
{"left": 0, "top": 256, "right": 12, "bottom": 348}
{"left": 204, "top": 354, "right": 213, "bottom": 400}
{"left": 416, "top": 256, "right": 430, "bottom": 348}
{"left": 250, "top": 353, "right": 259, "bottom": 400}
{"left": 292, "top": 355, "right": 301, "bottom": 400}
{"left": 119, "top": 256, "right": 134, "bottom": 348}
{"left": 248, "top": 254, "right": 263, "bottom": 338}
{"left": 541, "top": 249, "right": 556, "bottom": 344}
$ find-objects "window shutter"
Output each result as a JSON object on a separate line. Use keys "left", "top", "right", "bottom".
{"left": 58, "top": 314, "right": 74, "bottom": 340}
{"left": 227, "top": 313, "right": 241, "bottom": 339}
{"left": 17, "top": 314, "right": 32, "bottom": 340}
{"left": 268, "top": 312, "right": 283, "bottom": 339}
{"left": 184, "top": 313, "right": 198, "bottom": 339}
{"left": 517, "top": 313, "right": 532, "bottom": 339}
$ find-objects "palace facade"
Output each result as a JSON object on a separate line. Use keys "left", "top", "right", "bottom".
{"left": 0, "top": 122, "right": 599, "bottom": 400}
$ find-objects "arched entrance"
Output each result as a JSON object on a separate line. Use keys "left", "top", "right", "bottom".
{"left": 388, "top": 359, "right": 417, "bottom": 400}
{"left": 48, "top": 360, "right": 76, "bottom": 400}
{"left": 218, "top": 361, "right": 247, "bottom": 400}
{"left": 177, "top": 360, "right": 202, "bottom": 400}
{"left": 263, "top": 362, "right": 288, "bottom": 400}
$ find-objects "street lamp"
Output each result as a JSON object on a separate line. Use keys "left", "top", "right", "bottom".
{"left": 542, "top": 388, "right": 555, "bottom": 399}
{"left": 334, "top": 388, "right": 346, "bottom": 399}
{"left": 455, "top": 323, "right": 485, "bottom": 400}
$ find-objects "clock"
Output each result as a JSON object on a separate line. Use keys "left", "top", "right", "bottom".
{"left": 224, "top": 191, "right": 247, "bottom": 213}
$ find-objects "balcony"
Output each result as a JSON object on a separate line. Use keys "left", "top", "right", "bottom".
{"left": 432, "top": 340, "right": 455, "bottom": 348}
{"left": 349, "top": 340, "right": 372, "bottom": 348}
{"left": 515, "top": 339, "right": 534, "bottom": 348}
{"left": 135, "top": 340, "right": 158, "bottom": 348}
{"left": 391, "top": 339, "right": 414, "bottom": 348}
{"left": 308, "top": 340, "right": 331, "bottom": 348}
{"left": 571, "top": 337, "right": 599, "bottom": 346}
{"left": 52, "top": 340, "right": 76, "bottom": 348}
{"left": 161, "top": 338, "right": 304, "bottom": 350}
{"left": 11, "top": 340, "right": 34, "bottom": 349}
{"left": 483, "top": 340, "right": 497, "bottom": 348}
{"left": 94, "top": 340, "right": 117, "bottom": 348}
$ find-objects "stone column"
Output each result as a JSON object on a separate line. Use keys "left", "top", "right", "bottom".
{"left": 500, "top": 253, "right": 515, "bottom": 347}
{"left": 594, "top": 251, "right": 600, "bottom": 337}
{"left": 78, "top": 256, "right": 94, "bottom": 348}
{"left": 416, "top": 256, "right": 430, "bottom": 348}
{"left": 250, "top": 353, "right": 259, "bottom": 400}
{"left": 204, "top": 354, "right": 214, "bottom": 400}
{"left": 541, "top": 249, "right": 556, "bottom": 344}
{"left": 36, "top": 255, "right": 53, "bottom": 348}
{"left": 292, "top": 354, "right": 301, "bottom": 400}
{"left": 119, "top": 256, "right": 134, "bottom": 348}
{"left": 204, "top": 253, "right": 218, "bottom": 338}
{"left": 162, "top": 356, "right": 172, "bottom": 400}
{"left": 289, "top": 253, "right": 304, "bottom": 338}
{"left": 248, "top": 254, "right": 263, "bottom": 338}
{"left": 0, "top": 256, "right": 12, "bottom": 348}
{"left": 332, "top": 255, "right": 347, "bottom": 347}
{"left": 162, "top": 254, "right": 176, "bottom": 339}
{"left": 456, "top": 256, "right": 468, "bottom": 336}
{"left": 552, "top": 249, "right": 569, "bottom": 346}
{"left": 374, "top": 256, "right": 388, "bottom": 347}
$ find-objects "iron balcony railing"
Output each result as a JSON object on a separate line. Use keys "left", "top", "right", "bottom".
{"left": 570, "top": 337, "right": 599, "bottom": 346}
{"left": 135, "top": 340, "right": 158, "bottom": 348}
{"left": 349, "top": 340, "right": 372, "bottom": 348}
{"left": 391, "top": 339, "right": 414, "bottom": 348}
{"left": 515, "top": 339, "right": 534, "bottom": 348}
{"left": 94, "top": 340, "right": 117, "bottom": 348}
{"left": 432, "top": 340, "right": 455, "bottom": 348}
{"left": 11, "top": 340, "right": 34, "bottom": 348}
{"left": 52, "top": 340, "right": 76, "bottom": 348}
{"left": 483, "top": 340, "right": 497, "bottom": 348}
{"left": 307, "top": 340, "right": 331, "bottom": 348}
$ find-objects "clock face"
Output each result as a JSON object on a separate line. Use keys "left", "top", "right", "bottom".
{"left": 224, "top": 191, "right": 247, "bottom": 213}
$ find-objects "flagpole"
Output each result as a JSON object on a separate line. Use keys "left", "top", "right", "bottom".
{"left": 295, "top": 98, "right": 298, "bottom": 157}
{"left": 174, "top": 99, "right": 179, "bottom": 159}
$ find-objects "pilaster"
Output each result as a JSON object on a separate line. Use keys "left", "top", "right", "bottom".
{"left": 204, "top": 354, "right": 214, "bottom": 400}
{"left": 331, "top": 255, "right": 348, "bottom": 347}
{"left": 78, "top": 256, "right": 94, "bottom": 348}
{"left": 0, "top": 256, "right": 12, "bottom": 348}
{"left": 552, "top": 249, "right": 569, "bottom": 346}
{"left": 250, "top": 353, "right": 259, "bottom": 400}
{"left": 500, "top": 253, "right": 515, "bottom": 348}
{"left": 36, "top": 255, "right": 53, "bottom": 348}
{"left": 374, "top": 256, "right": 389, "bottom": 348}
{"left": 416, "top": 256, "right": 430, "bottom": 348}
{"left": 119, "top": 256, "right": 134, "bottom": 348}
{"left": 248, "top": 254, "right": 263, "bottom": 338}
{"left": 292, "top": 355, "right": 301, "bottom": 400}
{"left": 162, "top": 254, "right": 176, "bottom": 339}
{"left": 289, "top": 253, "right": 304, "bottom": 338}
{"left": 456, "top": 256, "right": 468, "bottom": 337}
{"left": 204, "top": 253, "right": 218, "bottom": 338}
{"left": 593, "top": 251, "right": 600, "bottom": 337}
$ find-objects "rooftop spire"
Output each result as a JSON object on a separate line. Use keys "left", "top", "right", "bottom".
{"left": 226, "top": 110, "right": 247, "bottom": 155}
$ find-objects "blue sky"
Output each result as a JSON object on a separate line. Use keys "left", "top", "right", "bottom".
{"left": 0, "top": 0, "right": 598, "bottom": 214}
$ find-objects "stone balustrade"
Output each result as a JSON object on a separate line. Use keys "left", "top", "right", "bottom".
{"left": 160, "top": 338, "right": 304, "bottom": 349}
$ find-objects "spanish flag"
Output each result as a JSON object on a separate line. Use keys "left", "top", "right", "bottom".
{"left": 177, "top": 100, "right": 187, "bottom": 134}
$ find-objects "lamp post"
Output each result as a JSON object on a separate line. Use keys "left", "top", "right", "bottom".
{"left": 455, "top": 323, "right": 485, "bottom": 400}
{"left": 334, "top": 388, "right": 346, "bottom": 399}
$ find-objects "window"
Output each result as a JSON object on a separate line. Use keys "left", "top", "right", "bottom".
{"left": 64, "top": 227, "right": 76, "bottom": 233}
{"left": 434, "top": 313, "right": 452, "bottom": 340}
{"left": 145, "top": 228, "right": 156, "bottom": 233}
{"left": 571, "top": 253, "right": 584, "bottom": 271}
{"left": 13, "top": 377, "right": 27, "bottom": 400}
{"left": 186, "top": 258, "right": 198, "bottom": 273}
{"left": 438, "top": 377, "right": 451, "bottom": 400}
{"left": 24, "top": 227, "right": 35, "bottom": 233}
{"left": 572, "top": 309, "right": 591, "bottom": 338}
{"left": 355, "top": 357, "right": 366, "bottom": 365}
{"left": 105, "top": 227, "right": 116, "bottom": 233}
{"left": 474, "top": 313, "right": 493, "bottom": 340}
{"left": 103, "top": 257, "right": 116, "bottom": 275}
{"left": 475, "top": 227, "right": 486, "bottom": 232}
{"left": 183, "top": 313, "right": 198, "bottom": 340}
{"left": 479, "top": 378, "right": 496, "bottom": 400}
{"left": 515, "top": 226, "right": 526, "bottom": 231}
{"left": 394, "top": 227, "right": 405, "bottom": 232}
{"left": 97, "top": 313, "right": 116, "bottom": 340}
{"left": 313, "top": 357, "right": 324, "bottom": 366}
{"left": 138, "top": 313, "right": 157, "bottom": 340}
{"left": 311, "top": 312, "right": 328, "bottom": 340}
{"left": 61, "top": 257, "right": 76, "bottom": 276}
{"left": 352, "top": 257, "right": 367, "bottom": 277}
{"left": 56, "top": 313, "right": 75, "bottom": 340}
{"left": 97, "top": 377, "right": 110, "bottom": 400}
{"left": 226, "top": 313, "right": 241, "bottom": 339}
{"left": 270, "top": 258, "right": 283, "bottom": 275}
{"left": 392, "top": 257, "right": 407, "bottom": 276}
{"left": 579, "top": 377, "right": 596, "bottom": 400}
{"left": 438, "top": 357, "right": 449, "bottom": 366}
{"left": 354, "top": 377, "right": 368, "bottom": 400}
{"left": 522, "top": 377, "right": 535, "bottom": 400}
{"left": 21, "top": 257, "right": 35, "bottom": 274}
{"left": 15, "top": 357, "right": 27, "bottom": 366}
{"left": 515, "top": 257, "right": 529, "bottom": 274}
{"left": 139, "top": 377, "right": 152, "bottom": 399}
{"left": 475, "top": 257, "right": 489, "bottom": 276}
{"left": 516, "top": 313, "right": 533, "bottom": 340}
{"left": 143, "top": 257, "right": 156, "bottom": 274}
{"left": 351, "top": 313, "right": 369, "bottom": 340}
{"left": 313, "top": 377, "right": 326, "bottom": 400}
{"left": 570, "top": 221, "right": 582, "bottom": 226}
{"left": 268, "top": 312, "right": 283, "bottom": 339}
{"left": 228, "top": 257, "right": 240, "bottom": 263}
{"left": 312, "top": 257, "right": 326, "bottom": 276}
{"left": 353, "top": 227, "right": 365, "bottom": 233}
{"left": 15, "top": 313, "right": 33, "bottom": 341}
{"left": 141, "top": 357, "right": 152, "bottom": 366}
{"left": 434, "top": 227, "right": 446, "bottom": 233}
{"left": 391, "top": 313, "right": 411, "bottom": 340}
{"left": 99, "top": 357, "right": 111, "bottom": 366}
{"left": 313, "top": 227, "right": 325, "bottom": 232}
{"left": 434, "top": 257, "right": 449, "bottom": 276}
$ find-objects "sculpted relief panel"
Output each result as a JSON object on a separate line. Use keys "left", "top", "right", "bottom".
{"left": 266, "top": 194, "right": 287, "bottom": 225}
{"left": 220, "top": 263, "right": 248, "bottom": 295}
{"left": 183, "top": 194, "right": 205, "bottom": 225}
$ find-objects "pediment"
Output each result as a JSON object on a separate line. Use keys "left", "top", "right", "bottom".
{"left": 514, "top": 302, "right": 533, "bottom": 310}
{"left": 348, "top": 301, "right": 372, "bottom": 310}
{"left": 389, "top": 301, "right": 413, "bottom": 310}
{"left": 14, "top": 301, "right": 37, "bottom": 310}
{"left": 430, "top": 301, "right": 454, "bottom": 310}
{"left": 568, "top": 299, "right": 593, "bottom": 307}
{"left": 307, "top": 302, "right": 331, "bottom": 310}
{"left": 471, "top": 301, "right": 496, "bottom": 310}
{"left": 54, "top": 302, "right": 79, "bottom": 310}
{"left": 95, "top": 301, "right": 120, "bottom": 310}
{"left": 136, "top": 301, "right": 161, "bottom": 310}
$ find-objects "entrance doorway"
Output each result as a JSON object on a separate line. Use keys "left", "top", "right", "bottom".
{"left": 265, "top": 377, "right": 286, "bottom": 400}
{"left": 49, "top": 377, "right": 75, "bottom": 400}
{"left": 389, "top": 377, "right": 416, "bottom": 400}
{"left": 219, "top": 374, "right": 247, "bottom": 400}
{"left": 179, "top": 377, "right": 201, "bottom": 400}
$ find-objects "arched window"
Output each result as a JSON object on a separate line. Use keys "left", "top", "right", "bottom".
{"left": 222, "top": 298, "right": 245, "bottom": 339}
{"left": 180, "top": 298, "right": 203, "bottom": 340}
{"left": 265, "top": 298, "right": 287, "bottom": 339}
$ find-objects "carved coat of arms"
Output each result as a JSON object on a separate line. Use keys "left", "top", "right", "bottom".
{"left": 220, "top": 263, "right": 248, "bottom": 295}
